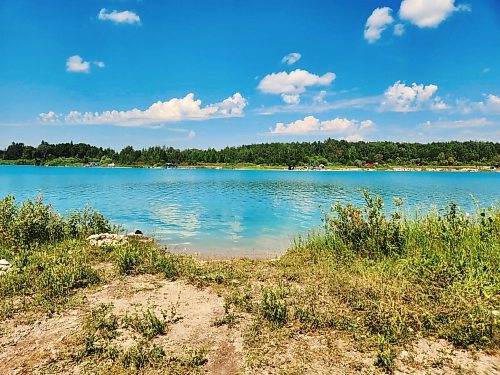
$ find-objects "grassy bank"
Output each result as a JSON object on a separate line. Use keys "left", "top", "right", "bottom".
{"left": 0, "top": 194, "right": 498, "bottom": 373}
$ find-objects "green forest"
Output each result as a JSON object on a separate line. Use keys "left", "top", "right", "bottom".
{"left": 1, "top": 139, "right": 499, "bottom": 167}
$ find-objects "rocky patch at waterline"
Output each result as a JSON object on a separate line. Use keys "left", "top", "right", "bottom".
{"left": 86, "top": 231, "right": 152, "bottom": 247}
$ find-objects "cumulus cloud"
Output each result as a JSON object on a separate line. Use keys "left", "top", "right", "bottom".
{"left": 364, "top": 7, "right": 394, "bottom": 43}
{"left": 258, "top": 69, "right": 336, "bottom": 104}
{"left": 94, "top": 61, "right": 105, "bottom": 68}
{"left": 39, "top": 93, "right": 247, "bottom": 127}
{"left": 281, "top": 52, "right": 302, "bottom": 65}
{"left": 399, "top": 0, "right": 468, "bottom": 28}
{"left": 270, "top": 115, "right": 374, "bottom": 140}
{"left": 98, "top": 8, "right": 141, "bottom": 24}
{"left": 66, "top": 55, "right": 90, "bottom": 73}
{"left": 381, "top": 81, "right": 447, "bottom": 112}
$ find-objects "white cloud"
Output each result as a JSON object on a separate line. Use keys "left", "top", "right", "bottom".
{"left": 381, "top": 81, "right": 447, "bottom": 112}
{"left": 258, "top": 69, "right": 336, "bottom": 104}
{"left": 364, "top": 7, "right": 394, "bottom": 43}
{"left": 455, "top": 94, "right": 500, "bottom": 115}
{"left": 94, "top": 61, "right": 105, "bottom": 68}
{"left": 420, "top": 117, "right": 494, "bottom": 129}
{"left": 281, "top": 94, "right": 300, "bottom": 105}
{"left": 399, "top": 0, "right": 468, "bottom": 28}
{"left": 38, "top": 111, "right": 61, "bottom": 123}
{"left": 477, "top": 94, "right": 500, "bottom": 114}
{"left": 313, "top": 90, "right": 327, "bottom": 104}
{"left": 187, "top": 130, "right": 196, "bottom": 139}
{"left": 456, "top": 3, "right": 472, "bottom": 12}
{"left": 66, "top": 55, "right": 90, "bottom": 73}
{"left": 394, "top": 23, "right": 405, "bottom": 36}
{"left": 270, "top": 115, "right": 374, "bottom": 140}
{"left": 98, "top": 8, "right": 141, "bottom": 25}
{"left": 39, "top": 93, "right": 247, "bottom": 127}
{"left": 281, "top": 52, "right": 301, "bottom": 65}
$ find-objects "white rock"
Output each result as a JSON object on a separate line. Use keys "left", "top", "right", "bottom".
{"left": 87, "top": 232, "right": 152, "bottom": 247}
{"left": 0, "top": 259, "right": 10, "bottom": 266}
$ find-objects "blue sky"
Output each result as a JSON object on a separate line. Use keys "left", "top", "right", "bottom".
{"left": 0, "top": 0, "right": 499, "bottom": 150}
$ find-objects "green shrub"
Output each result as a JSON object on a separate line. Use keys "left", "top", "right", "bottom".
{"left": 0, "top": 195, "right": 64, "bottom": 249}
{"left": 76, "top": 304, "right": 119, "bottom": 360}
{"left": 261, "top": 287, "right": 288, "bottom": 326}
{"left": 64, "top": 206, "right": 114, "bottom": 238}
{"left": 324, "top": 191, "right": 404, "bottom": 257}
{"left": 0, "top": 195, "right": 114, "bottom": 250}
{"left": 375, "top": 348, "right": 396, "bottom": 373}
{"left": 114, "top": 244, "right": 143, "bottom": 275}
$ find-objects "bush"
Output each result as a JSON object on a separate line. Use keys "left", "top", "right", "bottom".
{"left": 64, "top": 206, "right": 114, "bottom": 239}
{"left": 324, "top": 191, "right": 404, "bottom": 257}
{"left": 0, "top": 195, "right": 64, "bottom": 249}
{"left": 0, "top": 195, "right": 113, "bottom": 250}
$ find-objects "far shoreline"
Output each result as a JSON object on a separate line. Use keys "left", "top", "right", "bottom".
{"left": 0, "top": 162, "right": 498, "bottom": 173}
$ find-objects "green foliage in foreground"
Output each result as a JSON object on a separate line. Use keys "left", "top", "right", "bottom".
{"left": 0, "top": 195, "right": 115, "bottom": 250}
{"left": 274, "top": 194, "right": 499, "bottom": 349}
{"left": 0, "top": 196, "right": 115, "bottom": 313}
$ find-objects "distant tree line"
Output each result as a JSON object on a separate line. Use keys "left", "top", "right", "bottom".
{"left": 1, "top": 139, "right": 499, "bottom": 166}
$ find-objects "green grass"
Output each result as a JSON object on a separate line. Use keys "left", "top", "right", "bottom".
{"left": 122, "top": 305, "right": 169, "bottom": 339}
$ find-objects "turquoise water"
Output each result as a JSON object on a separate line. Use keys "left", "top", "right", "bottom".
{"left": 0, "top": 165, "right": 498, "bottom": 256}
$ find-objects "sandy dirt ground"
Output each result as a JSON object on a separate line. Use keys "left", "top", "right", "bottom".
{"left": 0, "top": 273, "right": 498, "bottom": 374}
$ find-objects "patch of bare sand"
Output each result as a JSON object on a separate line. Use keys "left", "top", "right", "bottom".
{"left": 245, "top": 331, "right": 378, "bottom": 374}
{"left": 396, "top": 338, "right": 499, "bottom": 375}
{"left": 245, "top": 330, "right": 499, "bottom": 374}
{"left": 0, "top": 274, "right": 243, "bottom": 374}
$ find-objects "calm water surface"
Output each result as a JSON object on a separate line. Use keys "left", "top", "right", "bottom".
{"left": 0, "top": 166, "right": 498, "bottom": 256}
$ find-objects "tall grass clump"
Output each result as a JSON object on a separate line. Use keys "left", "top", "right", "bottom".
{"left": 113, "top": 241, "right": 181, "bottom": 278}
{"left": 280, "top": 192, "right": 499, "bottom": 349}
{"left": 0, "top": 195, "right": 113, "bottom": 251}
{"left": 0, "top": 196, "right": 114, "bottom": 314}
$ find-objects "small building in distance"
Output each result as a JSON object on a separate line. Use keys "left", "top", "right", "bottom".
{"left": 164, "top": 162, "right": 178, "bottom": 168}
